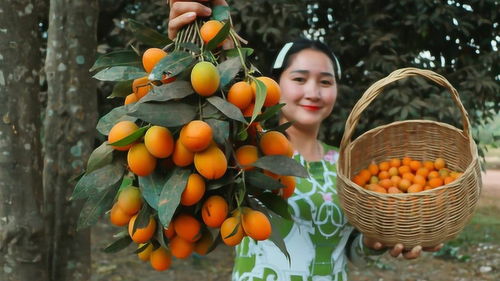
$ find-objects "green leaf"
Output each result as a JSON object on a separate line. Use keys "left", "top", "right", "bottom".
{"left": 138, "top": 81, "right": 193, "bottom": 104}
{"left": 158, "top": 168, "right": 190, "bottom": 227}
{"left": 134, "top": 242, "right": 151, "bottom": 254}
{"left": 178, "top": 42, "right": 201, "bottom": 54}
{"left": 93, "top": 66, "right": 147, "bottom": 81}
{"left": 271, "top": 121, "right": 294, "bottom": 133}
{"left": 139, "top": 171, "right": 170, "bottom": 210}
{"left": 108, "top": 80, "right": 133, "bottom": 98}
{"left": 204, "top": 21, "right": 231, "bottom": 52}
{"left": 128, "top": 19, "right": 172, "bottom": 47}
{"left": 86, "top": 142, "right": 114, "bottom": 174}
{"left": 150, "top": 51, "right": 195, "bottom": 81}
{"left": 256, "top": 192, "right": 292, "bottom": 220}
{"left": 217, "top": 56, "right": 242, "bottom": 88}
{"left": 77, "top": 181, "right": 119, "bottom": 230}
{"left": 254, "top": 103, "right": 285, "bottom": 122}
{"left": 128, "top": 102, "right": 196, "bottom": 127}
{"left": 72, "top": 160, "right": 125, "bottom": 200}
{"left": 207, "top": 96, "right": 247, "bottom": 124}
{"left": 212, "top": 5, "right": 230, "bottom": 21}
{"left": 225, "top": 48, "right": 254, "bottom": 59}
{"left": 268, "top": 212, "right": 291, "bottom": 262}
{"left": 96, "top": 106, "right": 137, "bottom": 136}
{"left": 90, "top": 50, "right": 142, "bottom": 72}
{"left": 205, "top": 119, "right": 229, "bottom": 144}
{"left": 252, "top": 155, "right": 308, "bottom": 178}
{"left": 245, "top": 171, "right": 284, "bottom": 191}
{"left": 154, "top": 220, "right": 169, "bottom": 249}
{"left": 101, "top": 234, "right": 132, "bottom": 253}
{"left": 108, "top": 125, "right": 150, "bottom": 147}
{"left": 250, "top": 77, "right": 266, "bottom": 123}
{"left": 132, "top": 203, "right": 153, "bottom": 235}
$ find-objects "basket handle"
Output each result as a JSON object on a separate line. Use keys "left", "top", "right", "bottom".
{"left": 340, "top": 67, "right": 471, "bottom": 152}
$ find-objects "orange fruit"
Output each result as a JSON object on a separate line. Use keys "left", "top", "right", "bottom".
{"left": 228, "top": 81, "right": 253, "bottom": 110}
{"left": 259, "top": 131, "right": 292, "bottom": 157}
{"left": 434, "top": 158, "right": 446, "bottom": 170}
{"left": 235, "top": 145, "right": 259, "bottom": 170}
{"left": 444, "top": 176, "right": 455, "bottom": 185}
{"left": 368, "top": 162, "right": 379, "bottom": 176}
{"left": 173, "top": 213, "right": 202, "bottom": 242}
{"left": 194, "top": 144, "right": 227, "bottom": 180}
{"left": 220, "top": 216, "right": 245, "bottom": 246}
{"left": 110, "top": 203, "right": 132, "bottom": 226}
{"left": 428, "top": 171, "right": 440, "bottom": 180}
{"left": 150, "top": 247, "right": 172, "bottom": 271}
{"left": 409, "top": 160, "right": 422, "bottom": 172}
{"left": 142, "top": 48, "right": 167, "bottom": 73}
{"left": 128, "top": 215, "right": 156, "bottom": 243}
{"left": 390, "top": 158, "right": 401, "bottom": 168}
{"left": 194, "top": 231, "right": 213, "bottom": 255}
{"left": 369, "top": 176, "right": 379, "bottom": 184}
{"left": 132, "top": 76, "right": 152, "bottom": 99}
{"left": 191, "top": 61, "right": 220, "bottom": 96}
{"left": 388, "top": 186, "right": 403, "bottom": 194}
{"left": 242, "top": 209, "right": 271, "bottom": 241}
{"left": 127, "top": 143, "right": 157, "bottom": 177}
{"left": 378, "top": 161, "right": 390, "bottom": 171}
{"left": 124, "top": 93, "right": 139, "bottom": 105}
{"left": 242, "top": 102, "right": 256, "bottom": 117}
{"left": 180, "top": 120, "right": 213, "bottom": 152}
{"left": 402, "top": 156, "right": 412, "bottom": 166}
{"left": 144, "top": 126, "right": 174, "bottom": 158}
{"left": 378, "top": 171, "right": 390, "bottom": 180}
{"left": 163, "top": 221, "right": 175, "bottom": 239}
{"left": 251, "top": 77, "right": 281, "bottom": 107}
{"left": 398, "top": 165, "right": 411, "bottom": 175}
{"left": 367, "top": 184, "right": 387, "bottom": 193}
{"left": 359, "top": 169, "right": 372, "bottom": 182}
{"left": 201, "top": 195, "right": 228, "bottom": 228}
{"left": 379, "top": 179, "right": 393, "bottom": 189}
{"left": 390, "top": 175, "right": 402, "bottom": 186}
{"left": 428, "top": 177, "right": 444, "bottom": 188}
{"left": 117, "top": 186, "right": 142, "bottom": 215}
{"left": 416, "top": 167, "right": 430, "bottom": 178}
{"left": 180, "top": 173, "right": 205, "bottom": 206}
{"left": 137, "top": 243, "right": 153, "bottom": 261}
{"left": 402, "top": 172, "right": 415, "bottom": 182}
{"left": 407, "top": 184, "right": 424, "bottom": 193}
{"left": 423, "top": 161, "right": 435, "bottom": 171}
{"left": 352, "top": 175, "right": 366, "bottom": 187}
{"left": 170, "top": 236, "right": 194, "bottom": 259}
{"left": 172, "top": 139, "right": 194, "bottom": 167}
{"left": 413, "top": 174, "right": 426, "bottom": 186}
{"left": 279, "top": 176, "right": 296, "bottom": 199}
{"left": 200, "top": 20, "right": 224, "bottom": 44}
{"left": 398, "top": 179, "right": 412, "bottom": 192}
{"left": 108, "top": 120, "right": 139, "bottom": 151}
{"left": 388, "top": 167, "right": 399, "bottom": 177}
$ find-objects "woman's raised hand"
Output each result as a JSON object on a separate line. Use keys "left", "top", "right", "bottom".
{"left": 168, "top": 0, "right": 228, "bottom": 39}
{"left": 363, "top": 236, "right": 443, "bottom": 260}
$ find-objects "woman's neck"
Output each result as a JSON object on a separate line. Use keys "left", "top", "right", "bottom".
{"left": 280, "top": 117, "right": 323, "bottom": 162}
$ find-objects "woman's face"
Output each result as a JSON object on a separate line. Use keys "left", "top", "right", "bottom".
{"left": 278, "top": 48, "right": 337, "bottom": 129}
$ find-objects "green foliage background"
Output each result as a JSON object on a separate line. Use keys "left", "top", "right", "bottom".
{"left": 93, "top": 0, "right": 498, "bottom": 156}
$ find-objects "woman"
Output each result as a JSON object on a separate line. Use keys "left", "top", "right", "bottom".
{"left": 168, "top": 1, "right": 442, "bottom": 280}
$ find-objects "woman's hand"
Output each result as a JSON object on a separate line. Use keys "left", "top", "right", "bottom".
{"left": 363, "top": 236, "right": 443, "bottom": 259}
{"left": 168, "top": 0, "right": 228, "bottom": 39}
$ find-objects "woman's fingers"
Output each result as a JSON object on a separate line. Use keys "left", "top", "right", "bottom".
{"left": 389, "top": 243, "right": 404, "bottom": 257}
{"left": 168, "top": 1, "right": 212, "bottom": 39}
{"left": 402, "top": 245, "right": 422, "bottom": 259}
{"left": 168, "top": 11, "right": 197, "bottom": 39}
{"left": 423, "top": 243, "right": 444, "bottom": 252}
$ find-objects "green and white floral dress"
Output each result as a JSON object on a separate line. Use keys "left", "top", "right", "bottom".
{"left": 232, "top": 143, "right": 364, "bottom": 281}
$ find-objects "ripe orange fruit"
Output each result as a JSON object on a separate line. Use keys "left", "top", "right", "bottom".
{"left": 358, "top": 169, "right": 372, "bottom": 182}
{"left": 172, "top": 139, "right": 194, "bottom": 167}
{"left": 407, "top": 184, "right": 424, "bottom": 193}
{"left": 163, "top": 221, "right": 175, "bottom": 239}
{"left": 402, "top": 156, "right": 412, "bottom": 166}
{"left": 390, "top": 175, "right": 402, "bottom": 186}
{"left": 352, "top": 175, "right": 366, "bottom": 187}
{"left": 390, "top": 158, "right": 401, "bottom": 168}
{"left": 378, "top": 161, "right": 390, "bottom": 171}
{"left": 367, "top": 184, "right": 387, "bottom": 193}
{"left": 194, "top": 144, "right": 227, "bottom": 179}
{"left": 242, "top": 209, "right": 271, "bottom": 241}
{"left": 388, "top": 186, "right": 403, "bottom": 194}
{"left": 242, "top": 103, "right": 256, "bottom": 117}
{"left": 428, "top": 177, "right": 444, "bottom": 188}
{"left": 398, "top": 179, "right": 412, "bottom": 192}
{"left": 416, "top": 167, "right": 430, "bottom": 178}
{"left": 142, "top": 48, "right": 167, "bottom": 73}
{"left": 434, "top": 158, "right": 446, "bottom": 170}
{"left": 235, "top": 145, "right": 259, "bottom": 170}
{"left": 180, "top": 173, "right": 205, "bottom": 206}
{"left": 137, "top": 243, "right": 153, "bottom": 261}
{"left": 251, "top": 77, "right": 281, "bottom": 107}
{"left": 259, "top": 131, "right": 292, "bottom": 157}
{"left": 200, "top": 20, "right": 224, "bottom": 44}
{"left": 220, "top": 216, "right": 245, "bottom": 246}
{"left": 368, "top": 162, "right": 379, "bottom": 176}
{"left": 144, "top": 126, "right": 174, "bottom": 158}
{"left": 428, "top": 171, "right": 440, "bottom": 180}
{"left": 128, "top": 215, "right": 156, "bottom": 243}
{"left": 388, "top": 167, "right": 399, "bottom": 177}
{"left": 124, "top": 93, "right": 139, "bottom": 105}
{"left": 413, "top": 174, "right": 426, "bottom": 186}
{"left": 180, "top": 120, "right": 213, "bottom": 152}
{"left": 194, "top": 230, "right": 213, "bottom": 255}
{"left": 279, "top": 176, "right": 296, "bottom": 199}
{"left": 379, "top": 179, "right": 393, "bottom": 189}
{"left": 201, "top": 195, "right": 228, "bottom": 228}
{"left": 228, "top": 81, "right": 253, "bottom": 110}
{"left": 191, "top": 61, "right": 220, "bottom": 96}
{"left": 117, "top": 186, "right": 142, "bottom": 215}
{"left": 109, "top": 203, "right": 132, "bottom": 226}
{"left": 108, "top": 120, "right": 139, "bottom": 151}
{"left": 170, "top": 236, "right": 194, "bottom": 259}
{"left": 173, "top": 213, "right": 202, "bottom": 242}
{"left": 409, "top": 160, "right": 422, "bottom": 172}
{"left": 127, "top": 143, "right": 157, "bottom": 177}
{"left": 150, "top": 247, "right": 172, "bottom": 271}
{"left": 444, "top": 176, "right": 455, "bottom": 185}
{"left": 369, "top": 176, "right": 379, "bottom": 184}
{"left": 132, "top": 76, "right": 152, "bottom": 99}
{"left": 423, "top": 161, "right": 435, "bottom": 171}
{"left": 378, "top": 171, "right": 390, "bottom": 180}
{"left": 402, "top": 172, "right": 415, "bottom": 182}
{"left": 398, "top": 165, "right": 411, "bottom": 175}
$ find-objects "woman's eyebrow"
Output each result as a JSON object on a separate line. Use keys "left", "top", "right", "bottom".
{"left": 290, "top": 70, "right": 334, "bottom": 77}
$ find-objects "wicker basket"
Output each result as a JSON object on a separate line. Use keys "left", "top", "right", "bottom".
{"left": 337, "top": 68, "right": 482, "bottom": 249}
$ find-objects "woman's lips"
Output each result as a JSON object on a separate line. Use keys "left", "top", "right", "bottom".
{"left": 301, "top": 105, "right": 321, "bottom": 111}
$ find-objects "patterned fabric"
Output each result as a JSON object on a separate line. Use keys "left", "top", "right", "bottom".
{"left": 232, "top": 143, "right": 358, "bottom": 281}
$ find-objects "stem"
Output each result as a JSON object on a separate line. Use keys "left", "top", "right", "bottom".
{"left": 198, "top": 97, "right": 203, "bottom": 120}
{"left": 229, "top": 30, "right": 250, "bottom": 76}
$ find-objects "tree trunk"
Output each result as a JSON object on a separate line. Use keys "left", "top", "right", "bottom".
{"left": 44, "top": 1, "right": 99, "bottom": 280}
{"left": 0, "top": 1, "right": 48, "bottom": 281}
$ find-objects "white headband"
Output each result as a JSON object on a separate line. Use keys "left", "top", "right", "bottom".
{"left": 272, "top": 41, "right": 342, "bottom": 80}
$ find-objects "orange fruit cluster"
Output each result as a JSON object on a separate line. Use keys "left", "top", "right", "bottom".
{"left": 352, "top": 157, "right": 463, "bottom": 193}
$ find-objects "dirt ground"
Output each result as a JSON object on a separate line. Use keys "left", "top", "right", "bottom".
{"left": 91, "top": 170, "right": 500, "bottom": 281}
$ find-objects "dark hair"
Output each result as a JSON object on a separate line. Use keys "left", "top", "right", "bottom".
{"left": 270, "top": 38, "right": 341, "bottom": 81}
